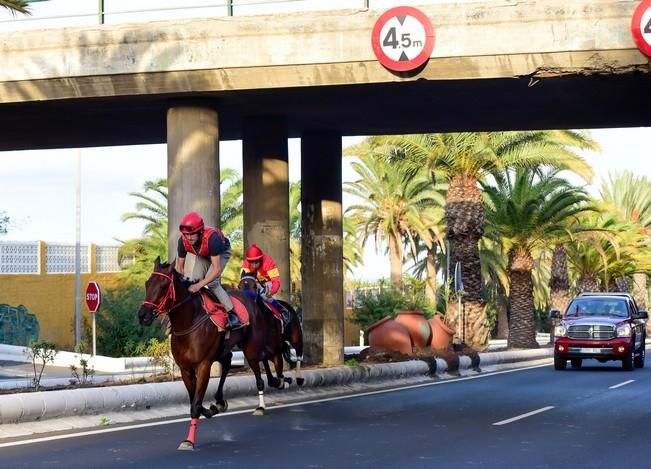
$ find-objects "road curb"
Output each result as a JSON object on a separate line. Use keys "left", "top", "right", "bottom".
{"left": 0, "top": 348, "right": 552, "bottom": 425}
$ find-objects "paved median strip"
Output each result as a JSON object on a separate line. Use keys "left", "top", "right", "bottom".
{"left": 492, "top": 406, "right": 555, "bottom": 426}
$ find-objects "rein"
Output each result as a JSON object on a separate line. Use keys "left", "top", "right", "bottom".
{"left": 141, "top": 271, "right": 207, "bottom": 336}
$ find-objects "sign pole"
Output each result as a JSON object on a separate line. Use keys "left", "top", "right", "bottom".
{"left": 92, "top": 307, "right": 97, "bottom": 356}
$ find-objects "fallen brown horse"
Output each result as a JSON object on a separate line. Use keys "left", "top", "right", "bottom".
{"left": 137, "top": 257, "right": 277, "bottom": 450}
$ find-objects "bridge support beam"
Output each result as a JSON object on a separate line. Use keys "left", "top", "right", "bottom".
{"left": 167, "top": 106, "right": 221, "bottom": 259}
{"left": 301, "top": 132, "right": 344, "bottom": 366}
{"left": 242, "top": 117, "right": 290, "bottom": 301}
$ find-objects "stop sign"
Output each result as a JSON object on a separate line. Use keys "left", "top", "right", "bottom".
{"left": 85, "top": 281, "right": 101, "bottom": 313}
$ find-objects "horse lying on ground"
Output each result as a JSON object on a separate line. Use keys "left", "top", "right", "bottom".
{"left": 137, "top": 257, "right": 282, "bottom": 450}
{"left": 238, "top": 272, "right": 304, "bottom": 388}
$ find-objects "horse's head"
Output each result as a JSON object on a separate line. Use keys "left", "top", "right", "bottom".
{"left": 138, "top": 257, "right": 177, "bottom": 326}
{"left": 238, "top": 272, "right": 260, "bottom": 300}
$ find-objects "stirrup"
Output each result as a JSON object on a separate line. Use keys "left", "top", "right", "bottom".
{"left": 227, "top": 311, "right": 242, "bottom": 329}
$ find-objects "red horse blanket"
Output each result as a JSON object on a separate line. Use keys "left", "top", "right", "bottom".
{"left": 200, "top": 293, "right": 250, "bottom": 331}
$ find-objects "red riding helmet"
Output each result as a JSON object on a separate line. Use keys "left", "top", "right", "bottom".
{"left": 245, "top": 244, "right": 264, "bottom": 261}
{"left": 179, "top": 212, "right": 204, "bottom": 234}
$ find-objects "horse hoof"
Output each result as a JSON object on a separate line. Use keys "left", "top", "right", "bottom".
{"left": 210, "top": 404, "right": 219, "bottom": 415}
{"left": 253, "top": 407, "right": 265, "bottom": 416}
{"left": 178, "top": 440, "right": 195, "bottom": 451}
{"left": 296, "top": 378, "right": 305, "bottom": 387}
{"left": 276, "top": 380, "right": 286, "bottom": 390}
{"left": 217, "top": 401, "right": 228, "bottom": 413}
{"left": 284, "top": 377, "right": 293, "bottom": 385}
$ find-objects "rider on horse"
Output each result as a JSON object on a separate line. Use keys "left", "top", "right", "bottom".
{"left": 175, "top": 211, "right": 241, "bottom": 329}
{"left": 241, "top": 244, "right": 290, "bottom": 323}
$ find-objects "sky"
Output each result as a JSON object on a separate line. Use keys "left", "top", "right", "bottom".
{"left": 1, "top": 1, "right": 650, "bottom": 280}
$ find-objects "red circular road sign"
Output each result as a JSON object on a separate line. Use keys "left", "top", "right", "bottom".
{"left": 85, "top": 281, "right": 101, "bottom": 313}
{"left": 371, "top": 6, "right": 435, "bottom": 72}
{"left": 631, "top": 0, "right": 651, "bottom": 57}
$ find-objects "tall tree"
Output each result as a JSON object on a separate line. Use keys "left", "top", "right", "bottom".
{"left": 366, "top": 130, "right": 597, "bottom": 350}
{"left": 484, "top": 168, "right": 591, "bottom": 348}
{"left": 344, "top": 155, "right": 444, "bottom": 288}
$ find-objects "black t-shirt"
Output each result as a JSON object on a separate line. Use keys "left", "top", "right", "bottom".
{"left": 177, "top": 232, "right": 230, "bottom": 259}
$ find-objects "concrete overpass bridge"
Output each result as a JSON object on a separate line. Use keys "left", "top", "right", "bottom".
{"left": 2, "top": 0, "right": 649, "bottom": 364}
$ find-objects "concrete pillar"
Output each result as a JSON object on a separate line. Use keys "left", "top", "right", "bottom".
{"left": 167, "top": 106, "right": 221, "bottom": 260}
{"left": 300, "top": 132, "right": 344, "bottom": 366}
{"left": 242, "top": 117, "right": 290, "bottom": 301}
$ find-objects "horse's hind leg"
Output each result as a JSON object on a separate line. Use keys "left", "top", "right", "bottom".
{"left": 212, "top": 352, "right": 232, "bottom": 414}
{"left": 273, "top": 352, "right": 289, "bottom": 388}
{"left": 263, "top": 359, "right": 282, "bottom": 389}
{"left": 290, "top": 325, "right": 305, "bottom": 387}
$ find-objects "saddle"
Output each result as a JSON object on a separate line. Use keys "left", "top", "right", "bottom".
{"left": 200, "top": 290, "right": 249, "bottom": 331}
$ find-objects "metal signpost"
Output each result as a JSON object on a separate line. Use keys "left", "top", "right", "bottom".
{"left": 85, "top": 281, "right": 101, "bottom": 356}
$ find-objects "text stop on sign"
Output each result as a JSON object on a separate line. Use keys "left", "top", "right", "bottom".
{"left": 85, "top": 281, "right": 102, "bottom": 313}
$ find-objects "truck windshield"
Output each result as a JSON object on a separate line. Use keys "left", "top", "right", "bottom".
{"left": 564, "top": 298, "right": 628, "bottom": 318}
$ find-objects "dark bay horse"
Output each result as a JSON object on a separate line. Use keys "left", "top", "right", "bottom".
{"left": 137, "top": 258, "right": 274, "bottom": 450}
{"left": 238, "top": 272, "right": 304, "bottom": 388}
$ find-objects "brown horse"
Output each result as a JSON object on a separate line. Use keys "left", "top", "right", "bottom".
{"left": 137, "top": 258, "right": 276, "bottom": 451}
{"left": 238, "top": 272, "right": 304, "bottom": 387}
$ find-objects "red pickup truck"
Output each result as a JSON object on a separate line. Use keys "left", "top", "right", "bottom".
{"left": 551, "top": 292, "right": 648, "bottom": 371}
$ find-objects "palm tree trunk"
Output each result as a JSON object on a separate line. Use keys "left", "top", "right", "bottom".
{"left": 507, "top": 248, "right": 538, "bottom": 349}
{"left": 446, "top": 175, "right": 489, "bottom": 350}
{"left": 632, "top": 273, "right": 648, "bottom": 310}
{"left": 425, "top": 247, "right": 437, "bottom": 304}
{"left": 577, "top": 273, "right": 600, "bottom": 293}
{"left": 388, "top": 232, "right": 402, "bottom": 289}
{"left": 496, "top": 283, "right": 509, "bottom": 340}
{"left": 549, "top": 246, "right": 571, "bottom": 313}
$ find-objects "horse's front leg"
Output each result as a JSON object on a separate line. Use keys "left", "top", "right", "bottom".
{"left": 262, "top": 359, "right": 282, "bottom": 389}
{"left": 248, "top": 360, "right": 266, "bottom": 416}
{"left": 211, "top": 352, "right": 232, "bottom": 414}
{"left": 273, "top": 352, "right": 289, "bottom": 389}
{"left": 178, "top": 367, "right": 198, "bottom": 451}
{"left": 178, "top": 361, "right": 214, "bottom": 451}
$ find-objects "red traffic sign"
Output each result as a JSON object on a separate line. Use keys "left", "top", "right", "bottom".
{"left": 631, "top": 0, "right": 651, "bottom": 57}
{"left": 371, "top": 6, "right": 435, "bottom": 72}
{"left": 85, "top": 281, "right": 101, "bottom": 313}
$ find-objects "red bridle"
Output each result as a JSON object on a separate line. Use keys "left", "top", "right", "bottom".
{"left": 141, "top": 271, "right": 177, "bottom": 316}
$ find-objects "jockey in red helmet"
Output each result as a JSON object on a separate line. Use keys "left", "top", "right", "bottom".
{"left": 176, "top": 212, "right": 240, "bottom": 329}
{"left": 241, "top": 244, "right": 288, "bottom": 321}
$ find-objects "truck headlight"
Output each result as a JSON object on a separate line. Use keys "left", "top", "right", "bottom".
{"left": 554, "top": 325, "right": 567, "bottom": 337}
{"left": 616, "top": 324, "right": 632, "bottom": 337}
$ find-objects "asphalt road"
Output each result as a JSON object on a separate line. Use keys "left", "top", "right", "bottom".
{"left": 1, "top": 360, "right": 649, "bottom": 468}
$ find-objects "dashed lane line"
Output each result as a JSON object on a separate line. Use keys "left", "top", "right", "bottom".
{"left": 492, "top": 406, "right": 555, "bottom": 426}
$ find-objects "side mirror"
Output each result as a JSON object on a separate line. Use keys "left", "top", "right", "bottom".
{"left": 633, "top": 310, "right": 648, "bottom": 320}
{"left": 550, "top": 310, "right": 562, "bottom": 320}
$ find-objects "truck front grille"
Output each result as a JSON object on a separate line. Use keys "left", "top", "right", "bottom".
{"left": 567, "top": 324, "right": 616, "bottom": 340}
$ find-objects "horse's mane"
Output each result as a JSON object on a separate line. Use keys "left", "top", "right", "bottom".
{"left": 156, "top": 261, "right": 197, "bottom": 290}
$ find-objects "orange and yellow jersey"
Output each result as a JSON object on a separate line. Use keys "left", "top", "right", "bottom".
{"left": 241, "top": 254, "right": 281, "bottom": 296}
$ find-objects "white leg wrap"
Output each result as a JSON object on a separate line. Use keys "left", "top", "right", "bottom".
{"left": 258, "top": 390, "right": 265, "bottom": 409}
{"left": 296, "top": 358, "right": 302, "bottom": 378}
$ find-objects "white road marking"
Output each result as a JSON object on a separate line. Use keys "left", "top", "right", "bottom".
{"left": 609, "top": 379, "right": 635, "bottom": 389}
{"left": 492, "top": 406, "right": 555, "bottom": 426}
{"left": 0, "top": 363, "right": 550, "bottom": 449}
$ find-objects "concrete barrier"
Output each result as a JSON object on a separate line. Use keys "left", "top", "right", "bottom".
{"left": 0, "top": 348, "right": 553, "bottom": 425}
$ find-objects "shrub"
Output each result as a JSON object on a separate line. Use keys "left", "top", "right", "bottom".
{"left": 26, "top": 340, "right": 58, "bottom": 391}
{"left": 351, "top": 288, "right": 435, "bottom": 333}
{"left": 95, "top": 285, "right": 166, "bottom": 357}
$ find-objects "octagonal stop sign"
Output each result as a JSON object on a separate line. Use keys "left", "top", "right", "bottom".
{"left": 85, "top": 281, "right": 101, "bottom": 313}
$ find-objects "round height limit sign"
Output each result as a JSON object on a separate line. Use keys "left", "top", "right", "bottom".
{"left": 372, "top": 6, "right": 435, "bottom": 72}
{"left": 631, "top": 0, "right": 651, "bottom": 57}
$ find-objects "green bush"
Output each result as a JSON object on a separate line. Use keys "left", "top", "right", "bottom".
{"left": 95, "top": 285, "right": 166, "bottom": 357}
{"left": 351, "top": 288, "right": 435, "bottom": 333}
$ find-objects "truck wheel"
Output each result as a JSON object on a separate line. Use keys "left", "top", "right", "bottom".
{"left": 634, "top": 346, "right": 645, "bottom": 369}
{"left": 570, "top": 358, "right": 582, "bottom": 369}
{"left": 554, "top": 355, "right": 567, "bottom": 370}
{"left": 622, "top": 345, "right": 635, "bottom": 371}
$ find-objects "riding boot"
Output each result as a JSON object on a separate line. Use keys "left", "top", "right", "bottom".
{"left": 227, "top": 309, "right": 241, "bottom": 329}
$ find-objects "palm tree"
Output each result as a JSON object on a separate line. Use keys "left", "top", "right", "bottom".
{"left": 371, "top": 130, "right": 597, "bottom": 350}
{"left": 344, "top": 155, "right": 445, "bottom": 288}
{"left": 599, "top": 170, "right": 651, "bottom": 308}
{"left": 484, "top": 168, "right": 591, "bottom": 348}
{"left": 0, "top": 0, "right": 30, "bottom": 15}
